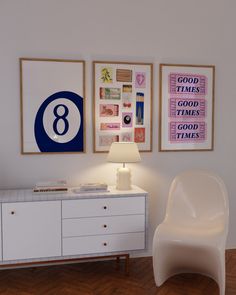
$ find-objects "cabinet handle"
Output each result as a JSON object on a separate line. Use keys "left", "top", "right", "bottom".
{"left": 103, "top": 224, "right": 107, "bottom": 228}
{"left": 10, "top": 211, "right": 15, "bottom": 215}
{"left": 103, "top": 242, "right": 107, "bottom": 246}
{"left": 103, "top": 206, "right": 107, "bottom": 210}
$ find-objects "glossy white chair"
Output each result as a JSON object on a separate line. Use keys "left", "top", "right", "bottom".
{"left": 153, "top": 170, "right": 229, "bottom": 295}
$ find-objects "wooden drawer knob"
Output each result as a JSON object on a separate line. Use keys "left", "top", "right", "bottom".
{"left": 11, "top": 211, "right": 15, "bottom": 215}
{"left": 103, "top": 206, "right": 107, "bottom": 210}
{"left": 103, "top": 224, "right": 107, "bottom": 228}
{"left": 103, "top": 242, "right": 107, "bottom": 246}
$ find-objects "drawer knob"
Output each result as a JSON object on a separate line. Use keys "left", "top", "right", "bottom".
{"left": 103, "top": 206, "right": 107, "bottom": 210}
{"left": 11, "top": 211, "right": 15, "bottom": 215}
{"left": 103, "top": 224, "right": 107, "bottom": 228}
{"left": 103, "top": 242, "right": 107, "bottom": 246}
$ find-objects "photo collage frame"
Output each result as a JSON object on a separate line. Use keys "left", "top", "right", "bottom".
{"left": 93, "top": 61, "right": 153, "bottom": 152}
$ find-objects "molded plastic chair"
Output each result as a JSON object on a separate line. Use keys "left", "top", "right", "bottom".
{"left": 153, "top": 170, "right": 229, "bottom": 295}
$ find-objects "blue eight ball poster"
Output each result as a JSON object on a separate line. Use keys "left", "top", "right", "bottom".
{"left": 20, "top": 58, "right": 85, "bottom": 154}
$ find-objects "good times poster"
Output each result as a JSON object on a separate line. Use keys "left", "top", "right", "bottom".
{"left": 159, "top": 64, "right": 215, "bottom": 151}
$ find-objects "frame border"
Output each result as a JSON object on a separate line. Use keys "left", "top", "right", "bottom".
{"left": 159, "top": 63, "right": 215, "bottom": 152}
{"left": 20, "top": 57, "right": 86, "bottom": 155}
{"left": 93, "top": 61, "right": 153, "bottom": 153}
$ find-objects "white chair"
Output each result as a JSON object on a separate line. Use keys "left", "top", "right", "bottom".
{"left": 153, "top": 170, "right": 229, "bottom": 295}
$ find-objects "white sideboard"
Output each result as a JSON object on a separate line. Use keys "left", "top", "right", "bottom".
{"left": 0, "top": 186, "right": 147, "bottom": 269}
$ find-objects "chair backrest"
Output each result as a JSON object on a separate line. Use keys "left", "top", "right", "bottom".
{"left": 165, "top": 170, "right": 229, "bottom": 231}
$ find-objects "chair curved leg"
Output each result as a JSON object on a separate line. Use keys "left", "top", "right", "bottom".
{"left": 153, "top": 238, "right": 227, "bottom": 295}
{"left": 153, "top": 241, "right": 174, "bottom": 287}
{"left": 219, "top": 277, "right": 225, "bottom": 295}
{"left": 216, "top": 254, "right": 226, "bottom": 295}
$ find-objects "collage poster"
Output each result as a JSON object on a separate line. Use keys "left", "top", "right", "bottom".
{"left": 160, "top": 64, "right": 215, "bottom": 151}
{"left": 94, "top": 62, "right": 152, "bottom": 152}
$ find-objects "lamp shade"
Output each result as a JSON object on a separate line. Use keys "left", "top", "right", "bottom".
{"left": 107, "top": 142, "right": 141, "bottom": 163}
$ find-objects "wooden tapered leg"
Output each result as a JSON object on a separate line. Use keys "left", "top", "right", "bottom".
{"left": 125, "top": 254, "right": 130, "bottom": 275}
{"left": 116, "top": 256, "right": 120, "bottom": 270}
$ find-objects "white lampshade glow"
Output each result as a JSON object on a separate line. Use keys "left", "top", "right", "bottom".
{"left": 107, "top": 142, "right": 141, "bottom": 164}
{"left": 107, "top": 142, "right": 141, "bottom": 190}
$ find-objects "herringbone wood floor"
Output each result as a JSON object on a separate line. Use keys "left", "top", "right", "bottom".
{"left": 0, "top": 250, "right": 235, "bottom": 295}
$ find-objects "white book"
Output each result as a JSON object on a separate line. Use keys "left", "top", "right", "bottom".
{"left": 35, "top": 180, "right": 67, "bottom": 188}
{"left": 79, "top": 183, "right": 108, "bottom": 190}
{"left": 73, "top": 188, "right": 109, "bottom": 194}
{"left": 33, "top": 187, "right": 68, "bottom": 194}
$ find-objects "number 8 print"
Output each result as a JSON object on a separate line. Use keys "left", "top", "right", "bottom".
{"left": 34, "top": 91, "right": 84, "bottom": 152}
{"left": 53, "top": 104, "right": 69, "bottom": 136}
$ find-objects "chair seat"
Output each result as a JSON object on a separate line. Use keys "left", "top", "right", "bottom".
{"left": 156, "top": 222, "right": 225, "bottom": 250}
{"left": 158, "top": 222, "right": 224, "bottom": 238}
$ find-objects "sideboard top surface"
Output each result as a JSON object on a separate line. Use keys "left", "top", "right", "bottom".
{"left": 0, "top": 185, "right": 147, "bottom": 203}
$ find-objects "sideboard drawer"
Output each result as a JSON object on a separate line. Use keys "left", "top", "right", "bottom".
{"left": 63, "top": 214, "right": 145, "bottom": 237}
{"left": 63, "top": 232, "right": 145, "bottom": 256}
{"left": 62, "top": 196, "right": 145, "bottom": 218}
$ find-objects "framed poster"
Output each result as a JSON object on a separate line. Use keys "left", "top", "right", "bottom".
{"left": 20, "top": 58, "right": 85, "bottom": 154}
{"left": 159, "top": 64, "right": 215, "bottom": 151}
{"left": 93, "top": 61, "right": 153, "bottom": 152}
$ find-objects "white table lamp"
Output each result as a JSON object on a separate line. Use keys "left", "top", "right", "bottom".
{"left": 107, "top": 142, "right": 141, "bottom": 190}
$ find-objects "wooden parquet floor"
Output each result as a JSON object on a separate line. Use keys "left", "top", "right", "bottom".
{"left": 0, "top": 249, "right": 235, "bottom": 295}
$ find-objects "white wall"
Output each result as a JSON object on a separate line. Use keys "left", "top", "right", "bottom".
{"left": 1, "top": 0, "right": 236, "bottom": 252}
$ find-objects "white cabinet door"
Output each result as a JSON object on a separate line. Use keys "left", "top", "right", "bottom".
{"left": 2, "top": 201, "right": 61, "bottom": 261}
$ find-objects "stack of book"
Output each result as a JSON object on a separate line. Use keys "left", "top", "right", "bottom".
{"left": 73, "top": 183, "right": 108, "bottom": 193}
{"left": 33, "top": 180, "right": 68, "bottom": 193}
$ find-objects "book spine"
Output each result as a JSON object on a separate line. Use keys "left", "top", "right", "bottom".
{"left": 33, "top": 188, "right": 68, "bottom": 193}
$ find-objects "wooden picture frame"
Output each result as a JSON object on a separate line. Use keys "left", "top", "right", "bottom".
{"left": 93, "top": 61, "right": 153, "bottom": 152}
{"left": 20, "top": 58, "right": 85, "bottom": 154}
{"left": 159, "top": 63, "right": 215, "bottom": 151}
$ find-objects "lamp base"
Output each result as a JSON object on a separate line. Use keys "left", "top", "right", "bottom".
{"left": 116, "top": 167, "right": 131, "bottom": 190}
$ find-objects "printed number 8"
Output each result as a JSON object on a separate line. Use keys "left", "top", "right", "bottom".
{"left": 53, "top": 104, "right": 69, "bottom": 136}
{"left": 35, "top": 91, "right": 83, "bottom": 152}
